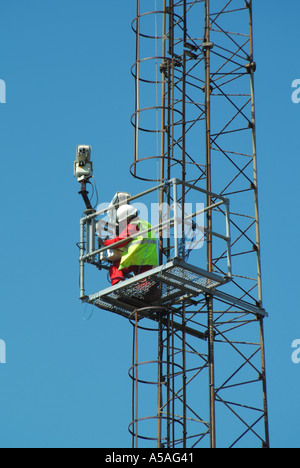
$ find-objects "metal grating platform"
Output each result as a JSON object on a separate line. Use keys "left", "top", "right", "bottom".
{"left": 84, "top": 258, "right": 230, "bottom": 319}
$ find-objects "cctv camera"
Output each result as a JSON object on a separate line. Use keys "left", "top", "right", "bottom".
{"left": 74, "top": 145, "right": 93, "bottom": 182}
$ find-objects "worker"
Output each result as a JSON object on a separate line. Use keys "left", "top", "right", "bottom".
{"left": 101, "top": 204, "right": 159, "bottom": 286}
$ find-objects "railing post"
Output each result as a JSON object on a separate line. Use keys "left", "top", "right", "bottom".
{"left": 79, "top": 218, "right": 86, "bottom": 298}
{"left": 172, "top": 179, "right": 179, "bottom": 258}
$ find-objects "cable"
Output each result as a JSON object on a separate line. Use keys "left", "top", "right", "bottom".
{"left": 86, "top": 176, "right": 99, "bottom": 210}
{"left": 82, "top": 301, "right": 95, "bottom": 321}
{"left": 91, "top": 175, "right": 99, "bottom": 209}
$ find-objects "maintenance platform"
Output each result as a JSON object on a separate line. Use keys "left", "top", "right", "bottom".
{"left": 78, "top": 179, "right": 266, "bottom": 325}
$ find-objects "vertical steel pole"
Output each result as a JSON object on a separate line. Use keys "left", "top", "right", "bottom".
{"left": 173, "top": 179, "right": 179, "bottom": 258}
{"left": 166, "top": 310, "right": 171, "bottom": 447}
{"left": 182, "top": 2, "right": 187, "bottom": 445}
{"left": 88, "top": 217, "right": 96, "bottom": 261}
{"left": 157, "top": 2, "right": 167, "bottom": 447}
{"left": 182, "top": 300, "right": 187, "bottom": 448}
{"left": 134, "top": 310, "right": 139, "bottom": 448}
{"left": 181, "top": 53, "right": 186, "bottom": 258}
{"left": 157, "top": 317, "right": 163, "bottom": 448}
{"left": 259, "top": 317, "right": 270, "bottom": 448}
{"left": 248, "top": 0, "right": 270, "bottom": 447}
{"left": 131, "top": 320, "right": 136, "bottom": 449}
{"left": 79, "top": 218, "right": 85, "bottom": 298}
{"left": 159, "top": 0, "right": 167, "bottom": 266}
{"left": 134, "top": 0, "right": 140, "bottom": 176}
{"left": 248, "top": 0, "right": 263, "bottom": 306}
{"left": 205, "top": 3, "right": 212, "bottom": 269}
{"left": 204, "top": 0, "right": 216, "bottom": 449}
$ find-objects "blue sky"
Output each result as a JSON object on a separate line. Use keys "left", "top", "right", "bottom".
{"left": 0, "top": 0, "right": 299, "bottom": 448}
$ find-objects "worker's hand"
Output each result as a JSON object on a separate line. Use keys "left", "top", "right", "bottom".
{"left": 98, "top": 238, "right": 104, "bottom": 247}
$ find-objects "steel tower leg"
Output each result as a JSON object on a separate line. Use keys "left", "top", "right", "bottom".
{"left": 248, "top": 0, "right": 270, "bottom": 447}
{"left": 204, "top": 0, "right": 216, "bottom": 449}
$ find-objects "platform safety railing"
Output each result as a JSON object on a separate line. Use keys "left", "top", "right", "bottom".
{"left": 79, "top": 178, "right": 232, "bottom": 299}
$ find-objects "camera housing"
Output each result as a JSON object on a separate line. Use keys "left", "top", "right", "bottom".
{"left": 74, "top": 145, "right": 93, "bottom": 182}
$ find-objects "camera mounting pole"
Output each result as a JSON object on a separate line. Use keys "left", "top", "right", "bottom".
{"left": 79, "top": 180, "right": 93, "bottom": 213}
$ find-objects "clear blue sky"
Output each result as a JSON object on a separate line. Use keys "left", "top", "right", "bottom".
{"left": 0, "top": 0, "right": 299, "bottom": 448}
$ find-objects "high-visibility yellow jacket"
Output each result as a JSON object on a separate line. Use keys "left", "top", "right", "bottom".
{"left": 119, "top": 219, "right": 159, "bottom": 270}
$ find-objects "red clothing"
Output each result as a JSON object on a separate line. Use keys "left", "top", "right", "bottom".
{"left": 108, "top": 262, "right": 153, "bottom": 286}
{"left": 104, "top": 219, "right": 153, "bottom": 286}
{"left": 104, "top": 221, "right": 140, "bottom": 249}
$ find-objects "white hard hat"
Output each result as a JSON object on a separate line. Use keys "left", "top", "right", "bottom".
{"left": 117, "top": 205, "right": 138, "bottom": 223}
